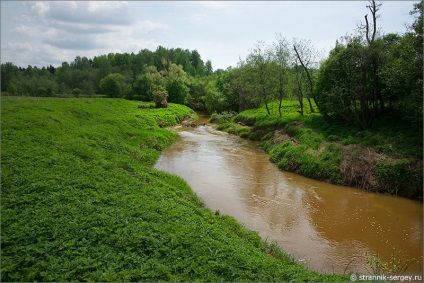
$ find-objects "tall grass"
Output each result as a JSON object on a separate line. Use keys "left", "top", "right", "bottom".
{"left": 1, "top": 97, "right": 345, "bottom": 282}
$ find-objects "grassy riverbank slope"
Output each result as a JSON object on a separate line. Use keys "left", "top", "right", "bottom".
{"left": 215, "top": 100, "right": 422, "bottom": 201}
{"left": 1, "top": 97, "right": 346, "bottom": 282}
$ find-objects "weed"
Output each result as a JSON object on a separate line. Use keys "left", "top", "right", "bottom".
{"left": 364, "top": 251, "right": 415, "bottom": 276}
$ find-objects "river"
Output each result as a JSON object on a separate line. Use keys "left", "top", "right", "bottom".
{"left": 154, "top": 112, "right": 423, "bottom": 275}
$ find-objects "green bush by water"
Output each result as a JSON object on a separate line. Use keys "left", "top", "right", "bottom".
{"left": 1, "top": 97, "right": 345, "bottom": 282}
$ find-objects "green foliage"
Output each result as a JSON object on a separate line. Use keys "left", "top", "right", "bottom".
{"left": 72, "top": 88, "right": 82, "bottom": 98}
{"left": 99, "top": 73, "right": 128, "bottom": 98}
{"left": 1, "top": 46, "right": 210, "bottom": 102}
{"left": 1, "top": 97, "right": 345, "bottom": 282}
{"left": 152, "top": 85, "right": 169, "bottom": 108}
{"left": 167, "top": 80, "right": 189, "bottom": 105}
{"left": 315, "top": 38, "right": 377, "bottom": 129}
{"left": 204, "top": 80, "right": 229, "bottom": 113}
{"left": 315, "top": 2, "right": 423, "bottom": 129}
{"left": 375, "top": 159, "right": 422, "bottom": 198}
{"left": 209, "top": 111, "right": 236, "bottom": 124}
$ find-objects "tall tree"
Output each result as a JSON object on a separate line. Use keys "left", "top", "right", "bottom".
{"left": 358, "top": 0, "right": 385, "bottom": 114}
{"left": 293, "top": 38, "right": 317, "bottom": 113}
{"left": 99, "top": 73, "right": 128, "bottom": 98}
{"left": 271, "top": 34, "right": 292, "bottom": 117}
{"left": 246, "top": 41, "right": 276, "bottom": 115}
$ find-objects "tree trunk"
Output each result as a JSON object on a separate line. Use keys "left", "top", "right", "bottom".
{"left": 264, "top": 99, "right": 270, "bottom": 115}
{"left": 298, "top": 97, "right": 304, "bottom": 116}
{"left": 293, "top": 45, "right": 316, "bottom": 111}
{"left": 306, "top": 97, "right": 314, "bottom": 113}
{"left": 278, "top": 97, "right": 283, "bottom": 117}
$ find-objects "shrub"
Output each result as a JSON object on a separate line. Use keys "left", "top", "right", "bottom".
{"left": 72, "top": 88, "right": 82, "bottom": 98}
{"left": 375, "top": 159, "right": 423, "bottom": 198}
{"left": 210, "top": 111, "right": 236, "bottom": 124}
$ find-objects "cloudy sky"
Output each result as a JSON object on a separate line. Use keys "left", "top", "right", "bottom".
{"left": 1, "top": 1, "right": 418, "bottom": 70}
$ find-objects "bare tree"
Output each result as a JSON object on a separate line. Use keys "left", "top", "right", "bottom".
{"left": 271, "top": 34, "right": 292, "bottom": 117}
{"left": 358, "top": 0, "right": 385, "bottom": 114}
{"left": 294, "top": 64, "right": 305, "bottom": 116}
{"left": 293, "top": 38, "right": 317, "bottom": 113}
{"left": 358, "top": 0, "right": 382, "bottom": 45}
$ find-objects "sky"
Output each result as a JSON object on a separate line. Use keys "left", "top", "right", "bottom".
{"left": 1, "top": 1, "right": 419, "bottom": 70}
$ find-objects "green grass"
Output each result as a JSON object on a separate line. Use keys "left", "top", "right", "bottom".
{"left": 1, "top": 97, "right": 346, "bottom": 282}
{"left": 216, "top": 99, "right": 422, "bottom": 200}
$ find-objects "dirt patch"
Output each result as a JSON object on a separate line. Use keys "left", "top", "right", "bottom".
{"left": 289, "top": 121, "right": 304, "bottom": 128}
{"left": 235, "top": 116, "right": 256, "bottom": 126}
{"left": 306, "top": 143, "right": 328, "bottom": 156}
{"left": 129, "top": 135, "right": 140, "bottom": 139}
{"left": 340, "top": 144, "right": 387, "bottom": 191}
{"left": 272, "top": 130, "right": 299, "bottom": 146}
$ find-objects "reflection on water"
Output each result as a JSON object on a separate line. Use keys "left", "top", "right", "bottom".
{"left": 154, "top": 114, "right": 423, "bottom": 275}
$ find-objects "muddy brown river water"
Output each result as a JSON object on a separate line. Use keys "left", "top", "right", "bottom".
{"left": 154, "top": 112, "right": 423, "bottom": 275}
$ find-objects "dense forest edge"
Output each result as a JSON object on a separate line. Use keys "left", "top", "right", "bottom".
{"left": 1, "top": 97, "right": 347, "bottom": 281}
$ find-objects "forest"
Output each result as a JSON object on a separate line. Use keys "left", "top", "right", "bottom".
{"left": 1, "top": 1, "right": 422, "bottom": 131}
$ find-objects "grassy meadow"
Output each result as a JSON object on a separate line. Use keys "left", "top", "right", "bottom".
{"left": 215, "top": 100, "right": 423, "bottom": 200}
{"left": 1, "top": 97, "right": 346, "bottom": 282}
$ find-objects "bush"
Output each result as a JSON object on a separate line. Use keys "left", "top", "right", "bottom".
{"left": 375, "top": 159, "right": 423, "bottom": 198}
{"left": 210, "top": 111, "right": 236, "bottom": 124}
{"left": 72, "top": 88, "right": 82, "bottom": 98}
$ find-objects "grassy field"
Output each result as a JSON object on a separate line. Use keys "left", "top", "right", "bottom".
{"left": 215, "top": 100, "right": 422, "bottom": 201}
{"left": 1, "top": 97, "right": 346, "bottom": 282}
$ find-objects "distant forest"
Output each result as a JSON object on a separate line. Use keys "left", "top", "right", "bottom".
{"left": 1, "top": 0, "right": 422, "bottom": 130}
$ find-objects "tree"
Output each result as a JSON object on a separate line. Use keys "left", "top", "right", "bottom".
{"left": 358, "top": 0, "right": 385, "bottom": 114}
{"left": 271, "top": 34, "right": 292, "bottom": 117}
{"left": 167, "top": 80, "right": 189, "bottom": 105}
{"left": 161, "top": 63, "right": 189, "bottom": 105}
{"left": 99, "top": 73, "right": 128, "bottom": 98}
{"left": 293, "top": 64, "right": 307, "bottom": 116}
{"left": 137, "top": 65, "right": 171, "bottom": 108}
{"left": 204, "top": 80, "right": 229, "bottom": 113}
{"left": 358, "top": 0, "right": 382, "bottom": 45}
{"left": 245, "top": 41, "right": 276, "bottom": 115}
{"left": 379, "top": 1, "right": 423, "bottom": 127}
{"left": 1, "top": 62, "right": 19, "bottom": 92}
{"left": 152, "top": 85, "right": 168, "bottom": 108}
{"left": 204, "top": 60, "right": 213, "bottom": 76}
{"left": 313, "top": 1, "right": 407, "bottom": 129}
{"left": 315, "top": 37, "right": 379, "bottom": 129}
{"left": 293, "top": 38, "right": 318, "bottom": 113}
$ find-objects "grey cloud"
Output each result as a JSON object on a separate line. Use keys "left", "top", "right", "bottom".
{"left": 43, "top": 35, "right": 101, "bottom": 51}
{"left": 54, "top": 22, "right": 113, "bottom": 35}
{"left": 26, "top": 1, "right": 133, "bottom": 26}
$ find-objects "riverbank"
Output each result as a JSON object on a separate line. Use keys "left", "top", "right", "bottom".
{"left": 1, "top": 97, "right": 346, "bottom": 281}
{"left": 214, "top": 100, "right": 423, "bottom": 201}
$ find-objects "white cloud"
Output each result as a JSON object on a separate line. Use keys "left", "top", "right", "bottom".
{"left": 87, "top": 1, "right": 128, "bottom": 13}
{"left": 2, "top": 1, "right": 419, "bottom": 69}
{"left": 135, "top": 20, "right": 168, "bottom": 34}
{"left": 25, "top": 1, "right": 51, "bottom": 17}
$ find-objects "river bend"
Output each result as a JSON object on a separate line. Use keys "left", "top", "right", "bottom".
{"left": 154, "top": 113, "right": 423, "bottom": 275}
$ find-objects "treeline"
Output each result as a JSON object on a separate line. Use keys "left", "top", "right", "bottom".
{"left": 206, "top": 1, "right": 422, "bottom": 129}
{"left": 1, "top": 1, "right": 422, "bottom": 129}
{"left": 1, "top": 46, "right": 213, "bottom": 109}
